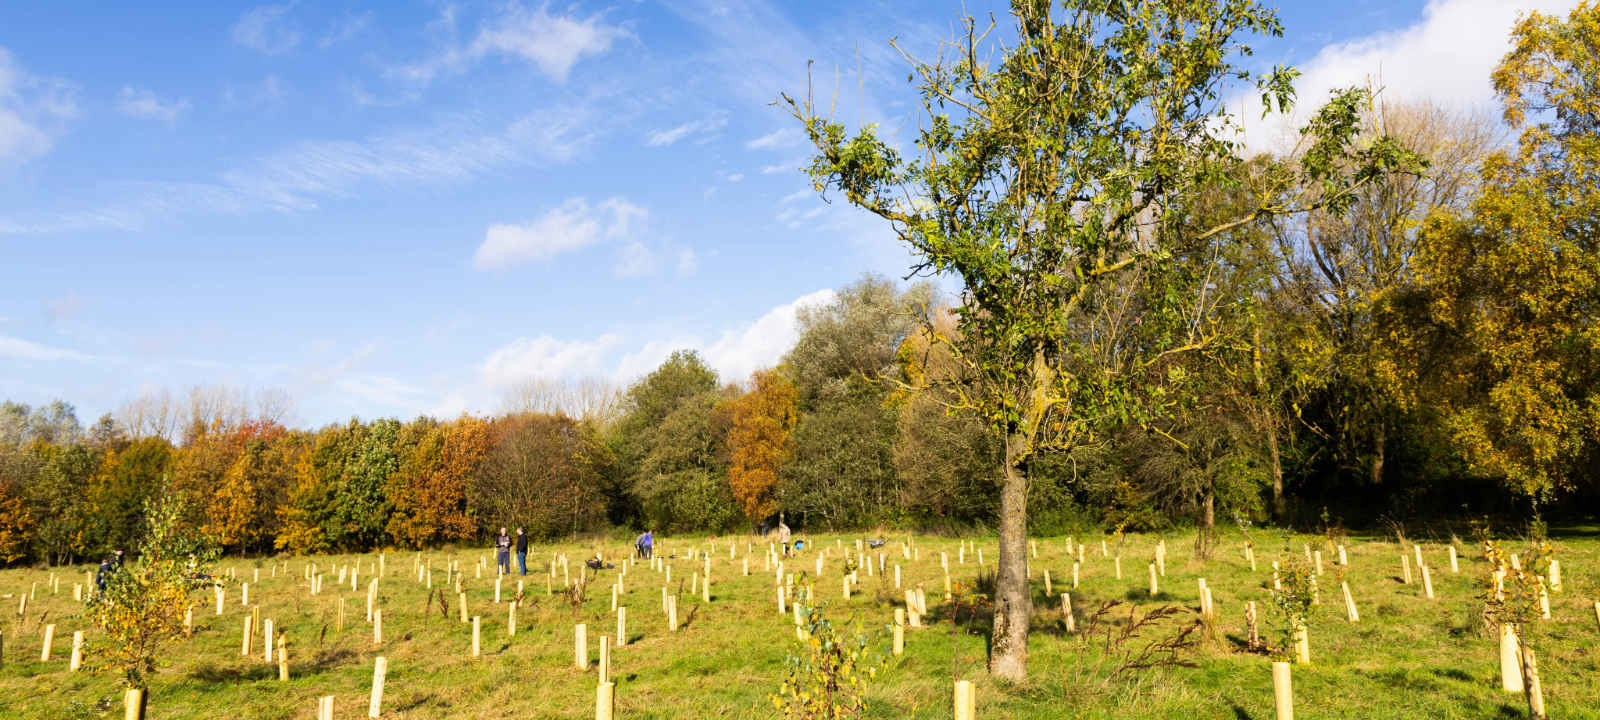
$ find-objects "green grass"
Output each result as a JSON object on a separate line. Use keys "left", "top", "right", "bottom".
{"left": 4, "top": 529, "right": 1600, "bottom": 719}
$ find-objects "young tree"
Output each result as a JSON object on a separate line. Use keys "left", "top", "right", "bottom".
{"left": 786, "top": 0, "right": 1415, "bottom": 679}
{"left": 87, "top": 490, "right": 217, "bottom": 701}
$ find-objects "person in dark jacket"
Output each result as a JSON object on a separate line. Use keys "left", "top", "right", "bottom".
{"left": 495, "top": 527, "right": 512, "bottom": 575}
{"left": 515, "top": 527, "right": 528, "bottom": 576}
{"left": 95, "top": 557, "right": 114, "bottom": 590}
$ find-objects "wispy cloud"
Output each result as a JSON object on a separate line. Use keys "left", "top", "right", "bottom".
{"left": 743, "top": 126, "right": 801, "bottom": 150}
{"left": 46, "top": 291, "right": 84, "bottom": 322}
{"left": 0, "top": 47, "right": 79, "bottom": 165}
{"left": 613, "top": 241, "right": 656, "bottom": 276}
{"left": 333, "top": 374, "right": 430, "bottom": 409}
{"left": 0, "top": 334, "right": 91, "bottom": 362}
{"left": 116, "top": 87, "right": 189, "bottom": 125}
{"left": 676, "top": 247, "right": 699, "bottom": 274}
{"left": 474, "top": 197, "right": 647, "bottom": 270}
{"left": 319, "top": 12, "right": 372, "bottom": 48}
{"left": 232, "top": 5, "right": 301, "bottom": 55}
{"left": 644, "top": 112, "right": 727, "bottom": 146}
{"left": 389, "top": 2, "right": 628, "bottom": 85}
{"left": 0, "top": 105, "right": 602, "bottom": 235}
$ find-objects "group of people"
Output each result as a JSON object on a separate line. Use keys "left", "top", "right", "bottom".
{"left": 483, "top": 519, "right": 806, "bottom": 578}
{"left": 492, "top": 527, "right": 531, "bottom": 575}
{"left": 759, "top": 519, "right": 794, "bottom": 555}
{"left": 489, "top": 526, "right": 620, "bottom": 576}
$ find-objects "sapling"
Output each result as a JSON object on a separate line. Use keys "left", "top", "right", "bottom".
{"left": 1478, "top": 530, "right": 1550, "bottom": 719}
{"left": 1265, "top": 557, "right": 1317, "bottom": 664}
{"left": 771, "top": 602, "right": 890, "bottom": 720}
{"left": 85, "top": 491, "right": 219, "bottom": 714}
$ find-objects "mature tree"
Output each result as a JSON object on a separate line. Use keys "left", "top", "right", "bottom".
{"left": 501, "top": 376, "right": 624, "bottom": 428}
{"left": 636, "top": 390, "right": 739, "bottom": 532}
{"left": 725, "top": 368, "right": 799, "bottom": 524}
{"left": 473, "top": 413, "right": 612, "bottom": 540}
{"left": 780, "top": 274, "right": 932, "bottom": 528}
{"left": 1411, "top": 2, "right": 1600, "bottom": 501}
{"left": 276, "top": 425, "right": 345, "bottom": 555}
{"left": 388, "top": 416, "right": 486, "bottom": 547}
{"left": 0, "top": 400, "right": 82, "bottom": 445}
{"left": 1266, "top": 100, "right": 1497, "bottom": 501}
{"left": 610, "top": 351, "right": 725, "bottom": 528}
{"left": 0, "top": 475, "right": 29, "bottom": 563}
{"left": 787, "top": 0, "right": 1416, "bottom": 679}
{"left": 782, "top": 381, "right": 904, "bottom": 529}
{"left": 86, "top": 437, "right": 173, "bottom": 556}
{"left": 786, "top": 274, "right": 935, "bottom": 407}
{"left": 331, "top": 418, "right": 400, "bottom": 549}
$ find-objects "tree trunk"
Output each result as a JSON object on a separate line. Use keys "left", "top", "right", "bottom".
{"left": 1203, "top": 489, "right": 1215, "bottom": 531}
{"left": 989, "top": 430, "right": 1033, "bottom": 682}
{"left": 1370, "top": 418, "right": 1386, "bottom": 485}
{"left": 1267, "top": 417, "right": 1285, "bottom": 523}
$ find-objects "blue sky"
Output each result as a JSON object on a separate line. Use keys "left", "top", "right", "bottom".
{"left": 0, "top": 0, "right": 1576, "bottom": 427}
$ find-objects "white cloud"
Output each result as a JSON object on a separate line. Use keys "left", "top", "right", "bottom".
{"left": 744, "top": 126, "right": 802, "bottom": 150}
{"left": 332, "top": 374, "right": 429, "bottom": 409}
{"left": 676, "top": 247, "right": 699, "bottom": 274}
{"left": 613, "top": 241, "right": 656, "bottom": 276}
{"left": 232, "top": 5, "right": 301, "bottom": 55}
{"left": 0, "top": 47, "right": 78, "bottom": 166}
{"left": 701, "top": 289, "right": 834, "bottom": 381}
{"left": 0, "top": 334, "right": 91, "bottom": 362}
{"left": 479, "top": 333, "right": 623, "bottom": 387}
{"left": 726, "top": 173, "right": 743, "bottom": 182}
{"left": 116, "top": 87, "right": 188, "bottom": 124}
{"left": 1240, "top": 0, "right": 1581, "bottom": 151}
{"left": 606, "top": 289, "right": 838, "bottom": 382}
{"left": 473, "top": 197, "right": 648, "bottom": 270}
{"left": 645, "top": 113, "right": 728, "bottom": 146}
{"left": 391, "top": 2, "right": 626, "bottom": 85}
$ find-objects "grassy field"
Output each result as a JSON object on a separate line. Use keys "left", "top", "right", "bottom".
{"left": 4, "top": 528, "right": 1599, "bottom": 719}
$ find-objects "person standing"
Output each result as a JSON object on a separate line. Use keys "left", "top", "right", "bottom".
{"left": 778, "top": 522, "right": 791, "bottom": 556}
{"left": 515, "top": 527, "right": 528, "bottom": 576}
{"left": 95, "top": 556, "right": 114, "bottom": 590}
{"left": 495, "top": 527, "right": 512, "bottom": 575}
{"left": 641, "top": 529, "right": 654, "bottom": 560}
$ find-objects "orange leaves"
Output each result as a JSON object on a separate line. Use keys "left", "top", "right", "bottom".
{"left": 171, "top": 419, "right": 297, "bottom": 551}
{"left": 385, "top": 416, "right": 486, "bottom": 549}
{"left": 725, "top": 369, "right": 799, "bottom": 522}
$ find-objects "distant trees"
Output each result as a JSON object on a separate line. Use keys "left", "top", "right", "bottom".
{"left": 473, "top": 413, "right": 612, "bottom": 540}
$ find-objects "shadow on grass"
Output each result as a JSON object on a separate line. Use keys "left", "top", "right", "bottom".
{"left": 1228, "top": 704, "right": 1256, "bottom": 720}
{"left": 1431, "top": 667, "right": 1473, "bottom": 683}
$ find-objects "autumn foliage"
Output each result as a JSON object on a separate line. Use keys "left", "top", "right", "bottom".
{"left": 725, "top": 368, "right": 798, "bottom": 522}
